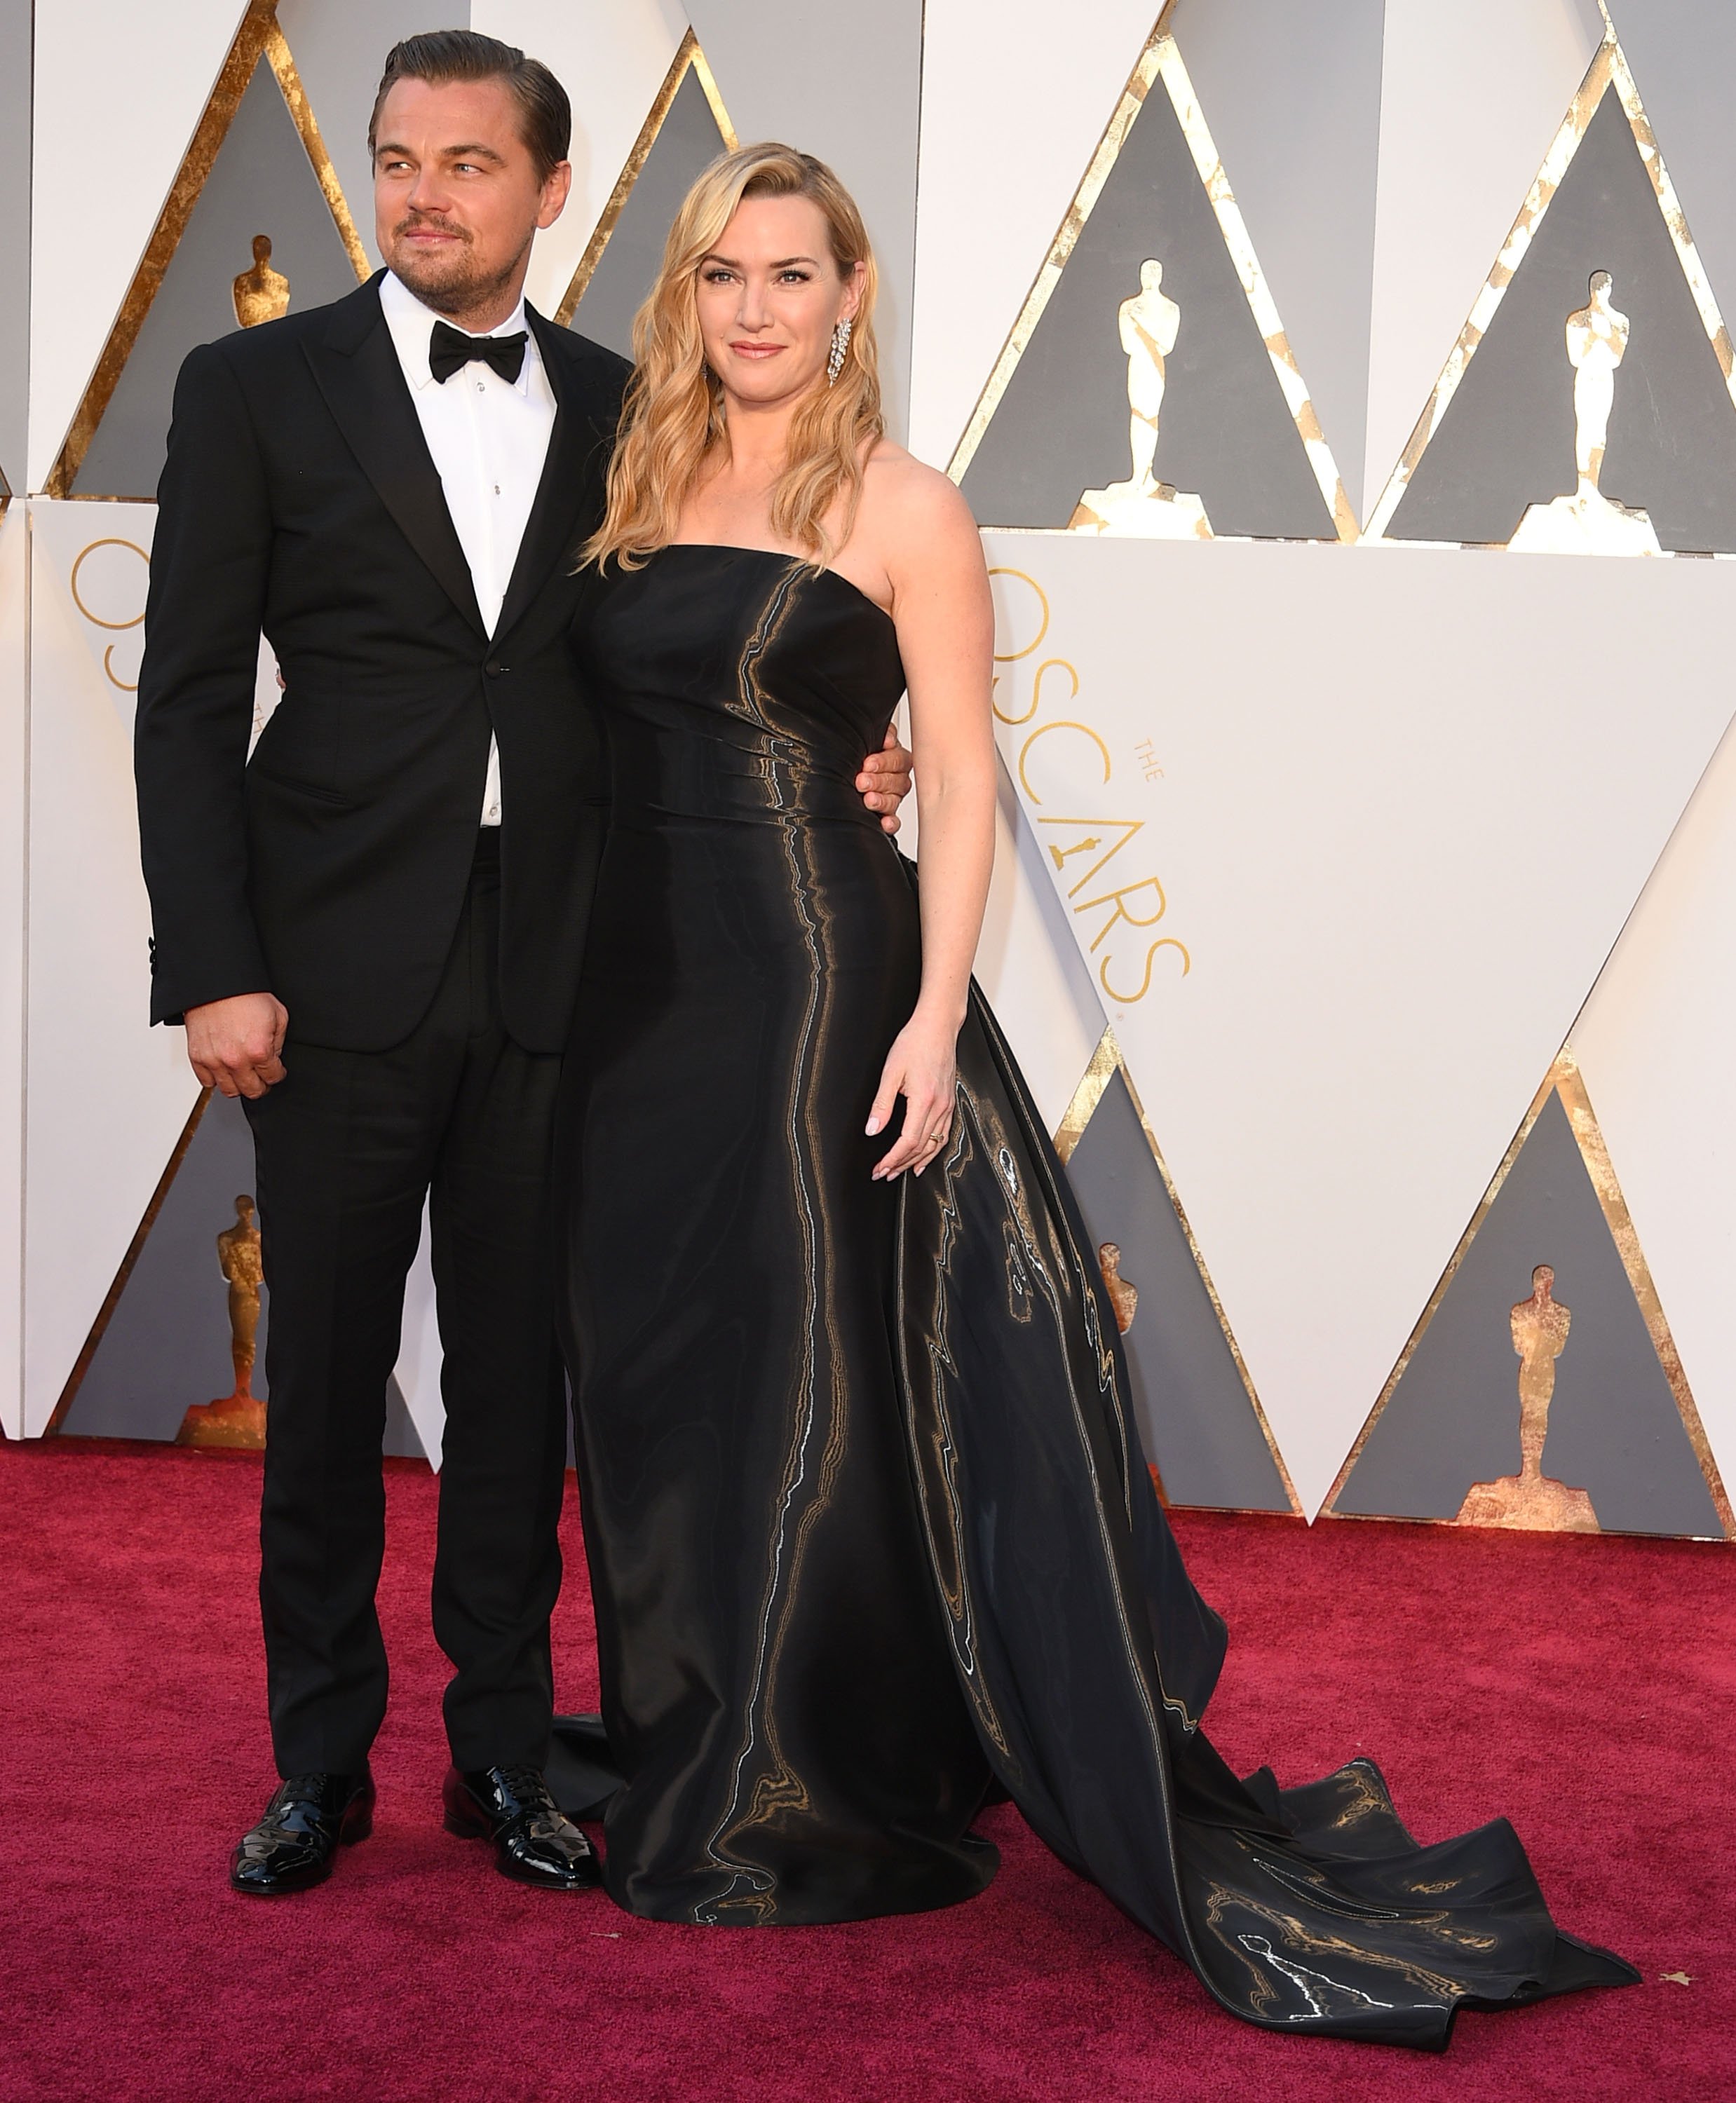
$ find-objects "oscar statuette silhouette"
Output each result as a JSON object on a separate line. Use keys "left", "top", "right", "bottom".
{"left": 177, "top": 1196, "right": 267, "bottom": 1450}
{"left": 1456, "top": 1263, "right": 1599, "bottom": 1530}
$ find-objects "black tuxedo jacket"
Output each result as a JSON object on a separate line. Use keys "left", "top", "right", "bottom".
{"left": 135, "top": 273, "right": 630, "bottom": 1053}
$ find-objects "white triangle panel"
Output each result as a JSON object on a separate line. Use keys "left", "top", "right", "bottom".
{"left": 0, "top": 510, "right": 25, "bottom": 1436}
{"left": 392, "top": 1200, "right": 446, "bottom": 1469}
{"left": 984, "top": 530, "right": 1736, "bottom": 1511}
{"left": 471, "top": 0, "right": 690, "bottom": 320}
{"left": 25, "top": 500, "right": 201, "bottom": 1433}
{"left": 1364, "top": 0, "right": 1603, "bottom": 525}
{"left": 909, "top": 0, "right": 1160, "bottom": 470}
{"left": 1572, "top": 709, "right": 1736, "bottom": 1493}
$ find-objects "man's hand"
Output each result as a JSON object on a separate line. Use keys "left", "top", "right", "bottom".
{"left": 184, "top": 992, "right": 289, "bottom": 1099}
{"left": 857, "top": 720, "right": 915, "bottom": 836}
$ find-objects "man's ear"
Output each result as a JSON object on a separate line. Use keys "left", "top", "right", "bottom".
{"left": 538, "top": 160, "right": 573, "bottom": 231}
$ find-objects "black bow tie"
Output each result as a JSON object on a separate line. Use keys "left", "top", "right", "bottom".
{"left": 428, "top": 319, "right": 529, "bottom": 386}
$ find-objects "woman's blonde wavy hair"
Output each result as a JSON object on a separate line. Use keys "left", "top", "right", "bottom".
{"left": 582, "top": 142, "right": 883, "bottom": 571}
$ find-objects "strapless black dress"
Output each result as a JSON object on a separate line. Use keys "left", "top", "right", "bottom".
{"left": 557, "top": 543, "right": 1634, "bottom": 2048}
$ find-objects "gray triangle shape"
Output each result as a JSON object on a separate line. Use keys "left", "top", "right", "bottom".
{"left": 1066, "top": 1068, "right": 1292, "bottom": 1511}
{"left": 60, "top": 1093, "right": 267, "bottom": 1441}
{"left": 565, "top": 67, "right": 731, "bottom": 360}
{"left": 72, "top": 55, "right": 361, "bottom": 501}
{"left": 383, "top": 1376, "right": 426, "bottom": 1462}
{"left": 958, "top": 65, "right": 1335, "bottom": 539}
{"left": 58, "top": 1087, "right": 427, "bottom": 1459}
{"left": 1334, "top": 1089, "right": 1722, "bottom": 1537}
{"left": 1388, "top": 83, "right": 1736, "bottom": 552}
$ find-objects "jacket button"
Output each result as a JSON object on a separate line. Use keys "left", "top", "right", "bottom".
{"left": 484, "top": 660, "right": 508, "bottom": 676}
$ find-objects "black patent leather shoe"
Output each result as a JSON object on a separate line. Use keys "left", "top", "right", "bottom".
{"left": 442, "top": 1764, "right": 602, "bottom": 1891}
{"left": 230, "top": 1769, "right": 374, "bottom": 1896}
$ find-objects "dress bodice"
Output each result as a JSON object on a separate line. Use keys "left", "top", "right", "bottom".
{"left": 572, "top": 544, "right": 906, "bottom": 827}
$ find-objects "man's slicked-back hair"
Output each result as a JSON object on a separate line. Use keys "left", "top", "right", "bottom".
{"left": 369, "top": 29, "right": 570, "bottom": 184}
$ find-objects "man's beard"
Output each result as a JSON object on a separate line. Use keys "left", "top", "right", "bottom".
{"left": 386, "top": 217, "right": 527, "bottom": 322}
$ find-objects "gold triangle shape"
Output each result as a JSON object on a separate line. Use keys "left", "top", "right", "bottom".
{"left": 1362, "top": 22, "right": 1736, "bottom": 543}
{"left": 946, "top": 5, "right": 1357, "bottom": 542}
{"left": 45, "top": 0, "right": 369, "bottom": 500}
{"left": 553, "top": 29, "right": 738, "bottom": 329}
{"left": 1055, "top": 1025, "right": 1303, "bottom": 1515}
{"left": 1321, "top": 1046, "right": 1734, "bottom": 1537}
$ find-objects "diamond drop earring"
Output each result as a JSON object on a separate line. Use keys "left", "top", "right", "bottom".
{"left": 827, "top": 318, "right": 853, "bottom": 386}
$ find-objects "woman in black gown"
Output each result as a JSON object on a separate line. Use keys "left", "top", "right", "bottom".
{"left": 557, "top": 143, "right": 1636, "bottom": 2048}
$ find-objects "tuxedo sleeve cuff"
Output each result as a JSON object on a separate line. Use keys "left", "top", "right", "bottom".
{"left": 149, "top": 946, "right": 276, "bottom": 1030}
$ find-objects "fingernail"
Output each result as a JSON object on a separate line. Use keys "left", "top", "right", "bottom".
{"left": 865, "top": 1118, "right": 881, "bottom": 1135}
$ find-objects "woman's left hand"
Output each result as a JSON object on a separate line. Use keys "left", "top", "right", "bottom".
{"left": 867, "top": 1012, "right": 959, "bottom": 1179}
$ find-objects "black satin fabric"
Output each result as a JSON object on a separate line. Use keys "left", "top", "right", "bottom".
{"left": 558, "top": 545, "right": 1636, "bottom": 2043}
{"left": 561, "top": 545, "right": 995, "bottom": 1926}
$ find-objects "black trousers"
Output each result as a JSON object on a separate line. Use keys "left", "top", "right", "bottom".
{"left": 245, "top": 833, "right": 567, "bottom": 1776}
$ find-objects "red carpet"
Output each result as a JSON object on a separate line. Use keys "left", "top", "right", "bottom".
{"left": 1, "top": 1440, "right": 1728, "bottom": 2102}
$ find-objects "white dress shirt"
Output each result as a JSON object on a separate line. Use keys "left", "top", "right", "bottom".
{"left": 379, "top": 269, "right": 557, "bottom": 826}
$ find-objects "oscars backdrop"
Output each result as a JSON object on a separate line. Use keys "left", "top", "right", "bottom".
{"left": 7, "top": 0, "right": 1735, "bottom": 1550}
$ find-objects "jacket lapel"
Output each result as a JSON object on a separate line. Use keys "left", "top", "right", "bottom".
{"left": 304, "top": 276, "right": 487, "bottom": 638}
{"left": 494, "top": 305, "right": 611, "bottom": 641}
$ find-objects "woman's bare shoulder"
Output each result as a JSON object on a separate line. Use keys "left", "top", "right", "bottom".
{"left": 860, "top": 440, "right": 981, "bottom": 551}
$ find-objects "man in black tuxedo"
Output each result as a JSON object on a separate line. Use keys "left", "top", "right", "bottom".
{"left": 135, "top": 31, "right": 910, "bottom": 1897}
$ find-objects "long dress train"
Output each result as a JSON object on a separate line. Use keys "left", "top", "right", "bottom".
{"left": 556, "top": 543, "right": 1636, "bottom": 2049}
